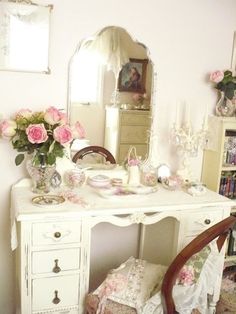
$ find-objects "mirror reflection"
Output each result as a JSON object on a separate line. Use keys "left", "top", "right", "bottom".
{"left": 68, "top": 26, "right": 154, "bottom": 163}
{"left": 0, "top": 2, "right": 52, "bottom": 73}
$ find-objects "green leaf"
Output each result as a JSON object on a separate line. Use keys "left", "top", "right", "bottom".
{"left": 15, "top": 154, "right": 25, "bottom": 166}
{"left": 225, "top": 88, "right": 235, "bottom": 100}
{"left": 47, "top": 153, "right": 56, "bottom": 165}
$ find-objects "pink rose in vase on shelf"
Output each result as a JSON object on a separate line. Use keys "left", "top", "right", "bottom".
{"left": 132, "top": 93, "right": 149, "bottom": 109}
{"left": 210, "top": 70, "right": 224, "bottom": 83}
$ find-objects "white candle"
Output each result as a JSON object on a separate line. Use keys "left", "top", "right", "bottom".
{"left": 203, "top": 104, "right": 208, "bottom": 130}
{"left": 175, "top": 102, "right": 180, "bottom": 128}
{"left": 185, "top": 102, "right": 191, "bottom": 127}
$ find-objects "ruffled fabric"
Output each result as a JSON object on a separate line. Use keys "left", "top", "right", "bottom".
{"left": 142, "top": 241, "right": 223, "bottom": 314}
{"left": 89, "top": 241, "right": 223, "bottom": 314}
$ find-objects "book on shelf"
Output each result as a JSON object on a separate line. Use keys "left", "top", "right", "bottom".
{"left": 219, "top": 171, "right": 236, "bottom": 198}
{"left": 223, "top": 135, "right": 236, "bottom": 166}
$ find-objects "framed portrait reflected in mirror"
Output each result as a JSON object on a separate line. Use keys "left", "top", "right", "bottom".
{"left": 118, "top": 58, "right": 148, "bottom": 93}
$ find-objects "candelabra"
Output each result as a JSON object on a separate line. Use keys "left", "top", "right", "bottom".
{"left": 171, "top": 122, "right": 208, "bottom": 182}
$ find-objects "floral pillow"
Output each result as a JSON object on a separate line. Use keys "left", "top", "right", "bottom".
{"left": 93, "top": 257, "right": 167, "bottom": 312}
{"left": 176, "top": 245, "right": 211, "bottom": 286}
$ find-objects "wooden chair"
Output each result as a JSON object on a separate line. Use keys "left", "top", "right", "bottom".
{"left": 85, "top": 215, "right": 236, "bottom": 314}
{"left": 72, "top": 145, "right": 116, "bottom": 164}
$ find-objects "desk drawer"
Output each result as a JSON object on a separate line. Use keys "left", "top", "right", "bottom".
{"left": 32, "top": 275, "right": 79, "bottom": 311}
{"left": 121, "top": 113, "right": 150, "bottom": 126}
{"left": 32, "top": 221, "right": 81, "bottom": 246}
{"left": 32, "top": 248, "right": 80, "bottom": 274}
{"left": 184, "top": 210, "right": 223, "bottom": 235}
{"left": 120, "top": 125, "right": 148, "bottom": 143}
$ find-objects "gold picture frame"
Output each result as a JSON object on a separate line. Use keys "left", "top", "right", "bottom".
{"left": 118, "top": 58, "right": 148, "bottom": 93}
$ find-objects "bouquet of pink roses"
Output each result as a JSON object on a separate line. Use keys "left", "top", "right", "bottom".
{"left": 0, "top": 106, "right": 85, "bottom": 166}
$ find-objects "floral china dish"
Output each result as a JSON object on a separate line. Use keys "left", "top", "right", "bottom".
{"left": 87, "top": 175, "right": 111, "bottom": 188}
{"left": 32, "top": 195, "right": 65, "bottom": 206}
{"left": 96, "top": 185, "right": 158, "bottom": 198}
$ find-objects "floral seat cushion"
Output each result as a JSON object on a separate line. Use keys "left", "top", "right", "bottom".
{"left": 86, "top": 242, "right": 220, "bottom": 314}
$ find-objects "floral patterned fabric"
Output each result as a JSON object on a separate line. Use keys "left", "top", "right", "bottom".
{"left": 87, "top": 257, "right": 167, "bottom": 314}
{"left": 176, "top": 245, "right": 211, "bottom": 286}
{"left": 86, "top": 242, "right": 221, "bottom": 314}
{"left": 86, "top": 294, "right": 136, "bottom": 314}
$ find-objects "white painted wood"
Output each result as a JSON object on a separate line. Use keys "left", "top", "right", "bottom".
{"left": 32, "top": 221, "right": 81, "bottom": 246}
{"left": 12, "top": 179, "right": 233, "bottom": 314}
{"left": 32, "top": 248, "right": 80, "bottom": 274}
{"left": 32, "top": 275, "right": 79, "bottom": 311}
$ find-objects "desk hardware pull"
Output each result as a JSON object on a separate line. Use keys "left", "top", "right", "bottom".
{"left": 53, "top": 259, "right": 61, "bottom": 273}
{"left": 204, "top": 219, "right": 211, "bottom": 225}
{"left": 54, "top": 231, "right": 61, "bottom": 238}
{"left": 52, "top": 290, "right": 60, "bottom": 304}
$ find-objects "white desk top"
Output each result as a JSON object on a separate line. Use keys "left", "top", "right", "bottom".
{"left": 11, "top": 178, "right": 234, "bottom": 221}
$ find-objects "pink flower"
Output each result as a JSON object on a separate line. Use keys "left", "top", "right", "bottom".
{"left": 15, "top": 109, "right": 32, "bottom": 120}
{"left": 98, "top": 273, "right": 127, "bottom": 298}
{"left": 132, "top": 93, "right": 142, "bottom": 102}
{"left": 128, "top": 158, "right": 140, "bottom": 166}
{"left": 58, "top": 111, "right": 68, "bottom": 125}
{"left": 176, "top": 265, "right": 195, "bottom": 286}
{"left": 0, "top": 119, "right": 17, "bottom": 138}
{"left": 44, "top": 106, "right": 65, "bottom": 125}
{"left": 53, "top": 125, "right": 73, "bottom": 145}
{"left": 26, "top": 124, "right": 48, "bottom": 144}
{"left": 210, "top": 70, "right": 224, "bottom": 83}
{"left": 72, "top": 121, "right": 85, "bottom": 139}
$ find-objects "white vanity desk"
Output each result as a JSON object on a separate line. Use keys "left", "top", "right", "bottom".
{"left": 12, "top": 178, "right": 233, "bottom": 314}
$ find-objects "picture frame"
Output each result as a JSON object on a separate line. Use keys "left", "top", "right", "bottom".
{"left": 118, "top": 58, "right": 148, "bottom": 93}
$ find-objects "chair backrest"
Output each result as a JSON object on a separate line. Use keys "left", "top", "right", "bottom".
{"left": 72, "top": 145, "right": 116, "bottom": 164}
{"left": 161, "top": 215, "right": 236, "bottom": 314}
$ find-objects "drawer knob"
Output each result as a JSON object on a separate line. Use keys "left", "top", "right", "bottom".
{"left": 53, "top": 259, "right": 61, "bottom": 273}
{"left": 204, "top": 219, "right": 211, "bottom": 225}
{"left": 52, "top": 290, "right": 61, "bottom": 304}
{"left": 54, "top": 231, "right": 61, "bottom": 238}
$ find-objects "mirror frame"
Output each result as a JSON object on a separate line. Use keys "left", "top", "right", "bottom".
{"left": 67, "top": 26, "right": 158, "bottom": 164}
{"left": 0, "top": 1, "right": 52, "bottom": 74}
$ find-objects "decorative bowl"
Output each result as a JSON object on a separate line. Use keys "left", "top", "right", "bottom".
{"left": 64, "top": 169, "right": 86, "bottom": 188}
{"left": 87, "top": 175, "right": 111, "bottom": 188}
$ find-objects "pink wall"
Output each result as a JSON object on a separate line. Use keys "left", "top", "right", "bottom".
{"left": 0, "top": 0, "right": 235, "bottom": 312}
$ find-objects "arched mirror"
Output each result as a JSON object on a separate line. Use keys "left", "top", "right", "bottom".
{"left": 68, "top": 26, "right": 155, "bottom": 164}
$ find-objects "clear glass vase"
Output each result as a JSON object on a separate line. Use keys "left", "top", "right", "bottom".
{"left": 215, "top": 91, "right": 235, "bottom": 117}
{"left": 26, "top": 158, "right": 56, "bottom": 194}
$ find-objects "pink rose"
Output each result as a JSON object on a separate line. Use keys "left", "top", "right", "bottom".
{"left": 15, "top": 109, "right": 32, "bottom": 120}
{"left": 0, "top": 119, "right": 17, "bottom": 138}
{"left": 128, "top": 158, "right": 140, "bottom": 166}
{"left": 58, "top": 111, "right": 68, "bottom": 125}
{"left": 72, "top": 121, "right": 85, "bottom": 139}
{"left": 132, "top": 93, "right": 142, "bottom": 102}
{"left": 26, "top": 124, "right": 48, "bottom": 144}
{"left": 53, "top": 125, "right": 73, "bottom": 145}
{"left": 44, "top": 106, "right": 65, "bottom": 125}
{"left": 210, "top": 70, "right": 224, "bottom": 83}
